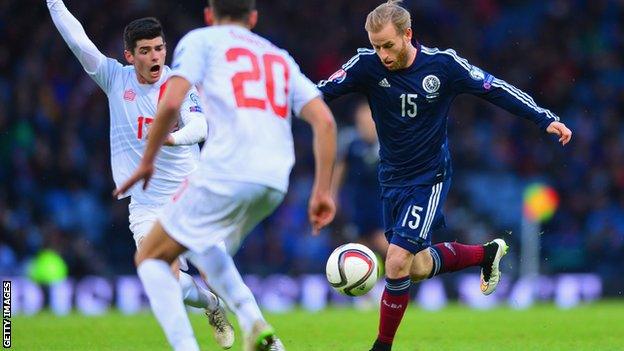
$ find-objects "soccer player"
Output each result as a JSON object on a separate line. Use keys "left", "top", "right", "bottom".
{"left": 332, "top": 101, "right": 387, "bottom": 257}
{"left": 46, "top": 1, "right": 235, "bottom": 348}
{"left": 114, "top": 0, "right": 337, "bottom": 350}
{"left": 318, "top": 1, "right": 572, "bottom": 350}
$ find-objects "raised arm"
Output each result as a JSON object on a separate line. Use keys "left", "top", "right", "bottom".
{"left": 113, "top": 30, "right": 205, "bottom": 196}
{"left": 46, "top": 0, "right": 106, "bottom": 75}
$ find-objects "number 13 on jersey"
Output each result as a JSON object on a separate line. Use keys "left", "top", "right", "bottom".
{"left": 226, "top": 47, "right": 290, "bottom": 118}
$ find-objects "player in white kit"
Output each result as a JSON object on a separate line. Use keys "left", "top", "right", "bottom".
{"left": 46, "top": 1, "right": 235, "bottom": 348}
{"left": 114, "top": 0, "right": 338, "bottom": 350}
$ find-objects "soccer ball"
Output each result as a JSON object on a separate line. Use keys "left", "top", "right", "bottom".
{"left": 325, "top": 243, "right": 379, "bottom": 296}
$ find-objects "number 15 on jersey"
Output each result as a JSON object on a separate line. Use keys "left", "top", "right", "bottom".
{"left": 400, "top": 93, "right": 418, "bottom": 118}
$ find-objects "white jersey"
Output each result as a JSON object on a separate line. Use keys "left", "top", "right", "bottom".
{"left": 47, "top": 0, "right": 207, "bottom": 206}
{"left": 171, "top": 25, "right": 321, "bottom": 193}
{"left": 92, "top": 64, "right": 203, "bottom": 205}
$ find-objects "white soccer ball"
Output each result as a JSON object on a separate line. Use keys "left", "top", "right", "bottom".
{"left": 325, "top": 243, "right": 379, "bottom": 296}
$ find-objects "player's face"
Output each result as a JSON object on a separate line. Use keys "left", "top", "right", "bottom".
{"left": 124, "top": 37, "right": 167, "bottom": 84}
{"left": 368, "top": 23, "right": 412, "bottom": 71}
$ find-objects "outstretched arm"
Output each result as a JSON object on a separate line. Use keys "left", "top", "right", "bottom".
{"left": 47, "top": 0, "right": 106, "bottom": 75}
{"left": 448, "top": 52, "right": 572, "bottom": 145}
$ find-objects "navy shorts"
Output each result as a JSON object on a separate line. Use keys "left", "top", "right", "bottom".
{"left": 381, "top": 179, "right": 451, "bottom": 254}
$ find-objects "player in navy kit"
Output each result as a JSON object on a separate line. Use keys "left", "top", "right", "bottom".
{"left": 318, "top": 1, "right": 572, "bottom": 350}
{"left": 332, "top": 101, "right": 387, "bottom": 257}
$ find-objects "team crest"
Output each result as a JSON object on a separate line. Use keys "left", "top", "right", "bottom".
{"left": 422, "top": 75, "right": 440, "bottom": 94}
{"left": 123, "top": 89, "right": 136, "bottom": 102}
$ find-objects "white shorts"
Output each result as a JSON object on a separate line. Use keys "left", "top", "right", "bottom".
{"left": 128, "top": 201, "right": 163, "bottom": 247}
{"left": 128, "top": 201, "right": 189, "bottom": 271}
{"left": 160, "top": 179, "right": 285, "bottom": 255}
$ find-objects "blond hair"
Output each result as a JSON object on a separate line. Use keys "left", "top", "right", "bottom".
{"left": 365, "top": 0, "right": 411, "bottom": 34}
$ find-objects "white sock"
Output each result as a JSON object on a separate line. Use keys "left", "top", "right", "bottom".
{"left": 188, "top": 246, "right": 264, "bottom": 334}
{"left": 179, "top": 270, "right": 219, "bottom": 310}
{"left": 137, "top": 259, "right": 199, "bottom": 351}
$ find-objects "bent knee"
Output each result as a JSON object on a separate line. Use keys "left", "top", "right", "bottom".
{"left": 409, "top": 265, "right": 430, "bottom": 282}
{"left": 409, "top": 248, "right": 434, "bottom": 282}
{"left": 385, "top": 254, "right": 413, "bottom": 278}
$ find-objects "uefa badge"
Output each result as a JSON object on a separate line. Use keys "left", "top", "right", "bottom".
{"left": 422, "top": 75, "right": 440, "bottom": 94}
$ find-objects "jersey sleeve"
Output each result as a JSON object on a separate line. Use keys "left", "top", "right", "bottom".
{"left": 90, "top": 59, "right": 124, "bottom": 94}
{"left": 287, "top": 56, "right": 321, "bottom": 116}
{"left": 171, "top": 86, "right": 207, "bottom": 145}
{"left": 446, "top": 50, "right": 559, "bottom": 131}
{"left": 317, "top": 49, "right": 369, "bottom": 102}
{"left": 170, "top": 29, "right": 209, "bottom": 86}
{"left": 47, "top": 0, "right": 121, "bottom": 93}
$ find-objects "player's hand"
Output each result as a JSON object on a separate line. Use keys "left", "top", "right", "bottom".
{"left": 546, "top": 121, "right": 572, "bottom": 146}
{"left": 308, "top": 190, "right": 336, "bottom": 235}
{"left": 112, "top": 161, "right": 155, "bottom": 197}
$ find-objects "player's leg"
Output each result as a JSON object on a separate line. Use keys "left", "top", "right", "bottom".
{"left": 405, "top": 179, "right": 509, "bottom": 294}
{"left": 411, "top": 239, "right": 508, "bottom": 293}
{"left": 135, "top": 221, "right": 199, "bottom": 351}
{"left": 370, "top": 185, "right": 432, "bottom": 351}
{"left": 130, "top": 204, "right": 218, "bottom": 309}
{"left": 187, "top": 248, "right": 236, "bottom": 349}
{"left": 129, "top": 202, "right": 234, "bottom": 348}
{"left": 161, "top": 180, "right": 286, "bottom": 351}
{"left": 370, "top": 243, "right": 414, "bottom": 351}
{"left": 187, "top": 247, "right": 278, "bottom": 351}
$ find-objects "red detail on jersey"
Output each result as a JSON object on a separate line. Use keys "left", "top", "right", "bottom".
{"left": 137, "top": 116, "right": 154, "bottom": 140}
{"left": 172, "top": 178, "right": 189, "bottom": 202}
{"left": 158, "top": 81, "right": 168, "bottom": 103}
{"left": 226, "top": 48, "right": 266, "bottom": 110}
{"left": 263, "top": 54, "right": 290, "bottom": 118}
{"left": 124, "top": 89, "right": 136, "bottom": 101}
{"left": 344, "top": 251, "right": 374, "bottom": 273}
{"left": 225, "top": 47, "right": 291, "bottom": 118}
{"left": 328, "top": 69, "right": 346, "bottom": 83}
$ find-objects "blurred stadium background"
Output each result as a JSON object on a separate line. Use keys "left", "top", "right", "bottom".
{"left": 1, "top": 0, "right": 624, "bottom": 336}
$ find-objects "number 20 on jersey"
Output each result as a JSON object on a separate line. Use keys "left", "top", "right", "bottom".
{"left": 226, "top": 48, "right": 290, "bottom": 118}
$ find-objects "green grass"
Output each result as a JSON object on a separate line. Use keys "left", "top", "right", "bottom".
{"left": 11, "top": 301, "right": 624, "bottom": 350}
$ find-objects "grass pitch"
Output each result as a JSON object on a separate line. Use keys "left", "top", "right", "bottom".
{"left": 11, "top": 301, "right": 624, "bottom": 350}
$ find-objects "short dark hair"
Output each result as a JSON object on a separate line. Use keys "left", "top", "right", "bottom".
{"left": 123, "top": 17, "right": 164, "bottom": 52}
{"left": 208, "top": 0, "right": 255, "bottom": 21}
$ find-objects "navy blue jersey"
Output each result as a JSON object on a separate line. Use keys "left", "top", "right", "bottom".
{"left": 319, "top": 44, "right": 560, "bottom": 187}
